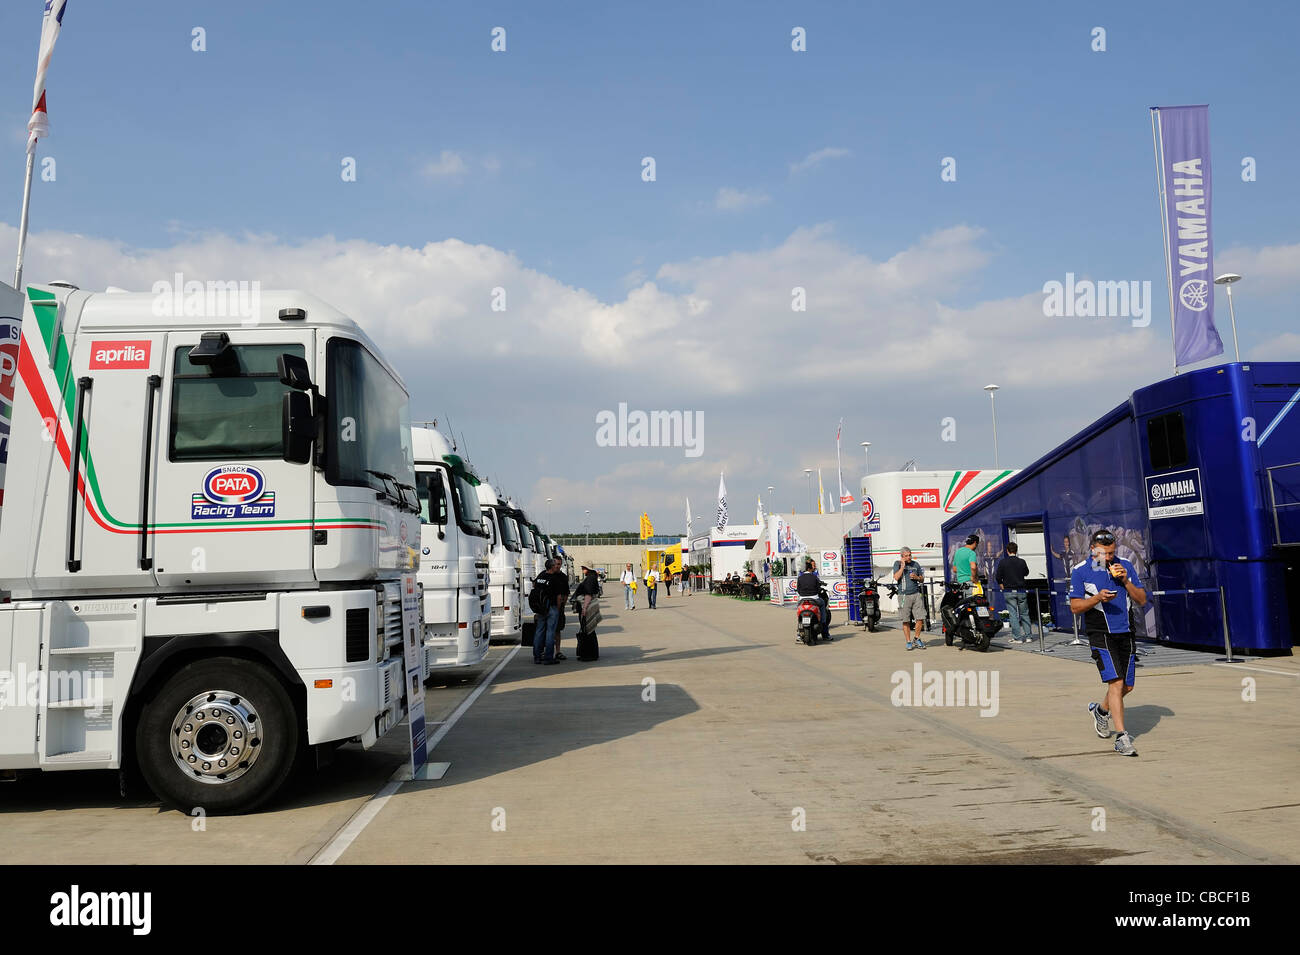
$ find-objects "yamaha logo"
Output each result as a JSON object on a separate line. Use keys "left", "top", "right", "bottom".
{"left": 1151, "top": 483, "right": 1163, "bottom": 501}
{"left": 202, "top": 465, "right": 265, "bottom": 504}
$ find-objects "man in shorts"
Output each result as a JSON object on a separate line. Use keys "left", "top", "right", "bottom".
{"left": 1069, "top": 529, "right": 1148, "bottom": 756}
{"left": 892, "top": 547, "right": 927, "bottom": 650}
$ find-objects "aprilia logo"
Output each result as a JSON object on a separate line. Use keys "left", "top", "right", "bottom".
{"left": 89, "top": 340, "right": 151, "bottom": 369}
{"left": 901, "top": 489, "right": 940, "bottom": 509}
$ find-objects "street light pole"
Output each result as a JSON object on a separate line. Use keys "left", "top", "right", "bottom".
{"left": 984, "top": 384, "right": 1000, "bottom": 469}
{"left": 860, "top": 441, "right": 870, "bottom": 476}
{"left": 803, "top": 469, "right": 812, "bottom": 514}
{"left": 546, "top": 497, "right": 553, "bottom": 529}
{"left": 1214, "top": 273, "right": 1243, "bottom": 362}
{"left": 584, "top": 509, "right": 590, "bottom": 545}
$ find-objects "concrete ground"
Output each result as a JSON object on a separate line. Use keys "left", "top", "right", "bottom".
{"left": 2, "top": 593, "right": 1297, "bottom": 864}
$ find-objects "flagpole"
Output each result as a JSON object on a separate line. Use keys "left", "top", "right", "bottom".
{"left": 1151, "top": 107, "right": 1179, "bottom": 375}
{"left": 14, "top": 151, "right": 35, "bottom": 288}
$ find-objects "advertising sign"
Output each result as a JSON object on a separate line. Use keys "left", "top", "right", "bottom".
{"left": 861, "top": 495, "right": 880, "bottom": 532}
{"left": 1146, "top": 467, "right": 1205, "bottom": 520}
{"left": 401, "top": 574, "right": 427, "bottom": 775}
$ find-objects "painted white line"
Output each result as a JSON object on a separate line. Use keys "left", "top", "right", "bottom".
{"left": 309, "top": 645, "right": 520, "bottom": 865}
{"left": 1213, "top": 662, "right": 1300, "bottom": 677}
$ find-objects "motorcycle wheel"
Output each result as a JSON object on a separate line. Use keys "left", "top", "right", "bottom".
{"left": 867, "top": 619, "right": 877, "bottom": 632}
{"left": 975, "top": 627, "right": 992, "bottom": 652}
{"left": 943, "top": 612, "right": 955, "bottom": 645}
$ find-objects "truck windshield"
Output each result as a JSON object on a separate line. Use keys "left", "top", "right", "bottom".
{"left": 325, "top": 338, "right": 416, "bottom": 496}
{"left": 449, "top": 471, "right": 485, "bottom": 535}
{"left": 495, "top": 509, "right": 521, "bottom": 551}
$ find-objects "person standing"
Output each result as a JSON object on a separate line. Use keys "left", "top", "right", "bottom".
{"left": 620, "top": 563, "right": 636, "bottom": 611}
{"left": 892, "top": 547, "right": 927, "bottom": 650}
{"left": 996, "top": 542, "right": 1033, "bottom": 644}
{"left": 645, "top": 565, "right": 659, "bottom": 608}
{"left": 1070, "top": 529, "right": 1148, "bottom": 756}
{"left": 533, "top": 558, "right": 570, "bottom": 665}
{"left": 663, "top": 564, "right": 672, "bottom": 597}
{"left": 952, "top": 534, "right": 979, "bottom": 589}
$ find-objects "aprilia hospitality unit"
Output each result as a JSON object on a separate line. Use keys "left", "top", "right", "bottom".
{"left": 941, "top": 362, "right": 1300, "bottom": 651}
{"left": 0, "top": 282, "right": 429, "bottom": 812}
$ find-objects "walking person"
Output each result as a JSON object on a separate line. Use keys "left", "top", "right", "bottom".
{"left": 892, "top": 547, "right": 927, "bottom": 650}
{"left": 645, "top": 565, "right": 659, "bottom": 609}
{"left": 663, "top": 565, "right": 672, "bottom": 597}
{"left": 620, "top": 563, "right": 636, "bottom": 611}
{"left": 533, "top": 558, "right": 570, "bottom": 665}
{"left": 1070, "top": 529, "right": 1148, "bottom": 756}
{"left": 996, "top": 542, "right": 1033, "bottom": 644}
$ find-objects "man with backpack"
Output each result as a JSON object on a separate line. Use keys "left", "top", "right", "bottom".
{"left": 530, "top": 558, "right": 570, "bottom": 665}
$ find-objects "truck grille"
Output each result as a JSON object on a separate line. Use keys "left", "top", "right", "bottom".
{"left": 345, "top": 608, "right": 370, "bottom": 662}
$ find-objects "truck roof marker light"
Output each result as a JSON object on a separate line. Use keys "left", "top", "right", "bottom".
{"left": 279, "top": 307, "right": 306, "bottom": 321}
{"left": 314, "top": 679, "right": 333, "bottom": 689}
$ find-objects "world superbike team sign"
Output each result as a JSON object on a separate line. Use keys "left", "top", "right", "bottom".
{"left": 1146, "top": 467, "right": 1204, "bottom": 520}
{"left": 192, "top": 465, "right": 276, "bottom": 519}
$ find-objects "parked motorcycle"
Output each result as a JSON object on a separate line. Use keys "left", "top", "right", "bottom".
{"left": 795, "top": 586, "right": 832, "bottom": 645}
{"left": 940, "top": 581, "right": 1001, "bottom": 651}
{"left": 858, "top": 576, "right": 896, "bottom": 632}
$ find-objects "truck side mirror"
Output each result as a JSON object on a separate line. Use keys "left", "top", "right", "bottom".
{"left": 282, "top": 390, "right": 315, "bottom": 464}
{"left": 278, "top": 353, "right": 313, "bottom": 391}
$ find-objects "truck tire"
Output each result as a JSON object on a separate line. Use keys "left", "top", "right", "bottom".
{"left": 135, "top": 656, "right": 300, "bottom": 814}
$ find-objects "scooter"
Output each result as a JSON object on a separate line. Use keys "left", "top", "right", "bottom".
{"left": 940, "top": 580, "right": 1002, "bottom": 651}
{"left": 858, "top": 576, "right": 896, "bottom": 632}
{"left": 795, "top": 586, "right": 832, "bottom": 645}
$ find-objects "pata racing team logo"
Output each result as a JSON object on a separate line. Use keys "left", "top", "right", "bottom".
{"left": 192, "top": 465, "right": 275, "bottom": 519}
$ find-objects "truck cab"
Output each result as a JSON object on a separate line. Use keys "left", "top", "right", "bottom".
{"left": 477, "top": 482, "right": 522, "bottom": 644}
{"left": 411, "top": 427, "right": 491, "bottom": 669}
{"left": 0, "top": 283, "right": 423, "bottom": 813}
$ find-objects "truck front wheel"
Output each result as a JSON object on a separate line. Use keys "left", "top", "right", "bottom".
{"left": 135, "top": 656, "right": 300, "bottom": 814}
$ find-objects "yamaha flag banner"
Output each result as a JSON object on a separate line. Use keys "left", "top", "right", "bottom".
{"left": 1151, "top": 105, "right": 1223, "bottom": 368}
{"left": 715, "top": 473, "right": 727, "bottom": 531}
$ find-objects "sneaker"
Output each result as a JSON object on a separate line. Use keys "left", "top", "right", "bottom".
{"left": 905, "top": 640, "right": 916, "bottom": 650}
{"left": 915, "top": 638, "right": 926, "bottom": 649}
{"left": 1088, "top": 702, "right": 1112, "bottom": 739}
{"left": 555, "top": 652, "right": 567, "bottom": 661}
{"left": 1114, "top": 732, "right": 1138, "bottom": 756}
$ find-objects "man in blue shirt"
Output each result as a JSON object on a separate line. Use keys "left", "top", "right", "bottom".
{"left": 1069, "top": 529, "right": 1148, "bottom": 756}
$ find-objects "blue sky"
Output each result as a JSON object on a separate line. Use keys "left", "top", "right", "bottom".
{"left": 1, "top": 1, "right": 1297, "bottom": 529}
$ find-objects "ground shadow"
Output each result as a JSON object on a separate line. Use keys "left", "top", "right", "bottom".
{"left": 493, "top": 642, "right": 760, "bottom": 686}
{"left": 406, "top": 681, "right": 700, "bottom": 791}
{"left": 1120, "top": 704, "right": 1175, "bottom": 736}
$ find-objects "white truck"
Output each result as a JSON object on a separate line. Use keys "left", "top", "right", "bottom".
{"left": 505, "top": 501, "right": 537, "bottom": 644}
{"left": 411, "top": 426, "right": 491, "bottom": 670}
{"left": 0, "top": 283, "right": 423, "bottom": 813}
{"left": 476, "top": 482, "right": 523, "bottom": 644}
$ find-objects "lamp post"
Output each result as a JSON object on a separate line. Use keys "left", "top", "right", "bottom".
{"left": 860, "top": 441, "right": 871, "bottom": 476}
{"left": 584, "top": 509, "right": 590, "bottom": 545}
{"left": 1214, "top": 273, "right": 1243, "bottom": 362}
{"left": 803, "top": 469, "right": 812, "bottom": 514}
{"left": 984, "top": 384, "right": 1000, "bottom": 469}
{"left": 546, "top": 497, "right": 553, "bottom": 529}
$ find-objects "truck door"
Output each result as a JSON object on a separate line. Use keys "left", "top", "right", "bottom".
{"left": 148, "top": 330, "right": 315, "bottom": 589}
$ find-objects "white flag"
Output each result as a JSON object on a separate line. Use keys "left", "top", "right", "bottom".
{"left": 686, "top": 498, "right": 692, "bottom": 540}
{"left": 27, "top": 0, "right": 68, "bottom": 154}
{"left": 836, "top": 418, "right": 854, "bottom": 506}
{"left": 715, "top": 473, "right": 727, "bottom": 531}
{"left": 756, "top": 495, "right": 763, "bottom": 526}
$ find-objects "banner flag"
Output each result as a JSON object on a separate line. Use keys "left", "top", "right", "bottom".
{"left": 1151, "top": 105, "right": 1223, "bottom": 368}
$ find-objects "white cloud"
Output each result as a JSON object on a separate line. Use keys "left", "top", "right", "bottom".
{"left": 789, "top": 146, "right": 850, "bottom": 175}
{"left": 422, "top": 149, "right": 467, "bottom": 178}
{"left": 5, "top": 223, "right": 1292, "bottom": 528}
{"left": 713, "top": 186, "right": 771, "bottom": 212}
